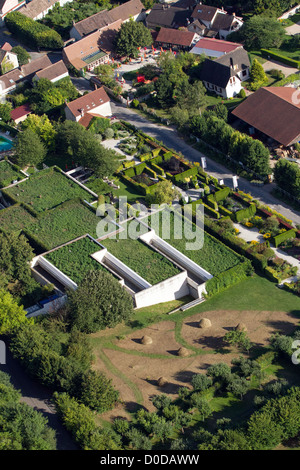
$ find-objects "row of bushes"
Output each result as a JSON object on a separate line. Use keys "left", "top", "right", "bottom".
{"left": 205, "top": 259, "right": 253, "bottom": 297}
{"left": 261, "top": 49, "right": 300, "bottom": 69}
{"left": 271, "top": 228, "right": 296, "bottom": 248}
{"left": 5, "top": 12, "right": 64, "bottom": 50}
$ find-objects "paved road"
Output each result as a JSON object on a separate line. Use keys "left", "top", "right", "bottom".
{"left": 0, "top": 345, "right": 78, "bottom": 450}
{"left": 262, "top": 59, "right": 299, "bottom": 77}
{"left": 111, "top": 102, "right": 300, "bottom": 225}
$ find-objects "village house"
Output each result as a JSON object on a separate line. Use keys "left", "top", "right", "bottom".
{"left": 32, "top": 60, "right": 69, "bottom": 83}
{"left": 19, "top": 0, "right": 73, "bottom": 21}
{"left": 0, "top": 42, "right": 18, "bottom": 74}
{"left": 155, "top": 27, "right": 199, "bottom": 51}
{"left": 70, "top": 0, "right": 146, "bottom": 40}
{"left": 190, "top": 37, "right": 242, "bottom": 58}
{"left": 0, "top": 0, "right": 25, "bottom": 25}
{"left": 187, "top": 3, "right": 243, "bottom": 38}
{"left": 145, "top": 3, "right": 192, "bottom": 30}
{"left": 0, "top": 54, "right": 52, "bottom": 100}
{"left": 64, "top": 86, "right": 111, "bottom": 127}
{"left": 63, "top": 24, "right": 121, "bottom": 74}
{"left": 198, "top": 46, "right": 250, "bottom": 98}
{"left": 10, "top": 102, "right": 31, "bottom": 124}
{"left": 232, "top": 86, "right": 300, "bottom": 148}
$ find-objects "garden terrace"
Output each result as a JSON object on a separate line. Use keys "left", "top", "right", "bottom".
{"left": 0, "top": 204, "right": 36, "bottom": 234}
{"left": 147, "top": 209, "right": 243, "bottom": 276}
{"left": 0, "top": 160, "right": 24, "bottom": 189}
{"left": 25, "top": 199, "right": 115, "bottom": 251}
{"left": 44, "top": 236, "right": 115, "bottom": 285}
{"left": 2, "top": 166, "right": 96, "bottom": 213}
{"left": 99, "top": 220, "right": 182, "bottom": 285}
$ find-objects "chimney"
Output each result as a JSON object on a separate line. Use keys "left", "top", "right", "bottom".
{"left": 232, "top": 12, "right": 235, "bottom": 16}
{"left": 79, "top": 108, "right": 84, "bottom": 117}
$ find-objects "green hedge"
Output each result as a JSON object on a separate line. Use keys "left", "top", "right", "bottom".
{"left": 233, "top": 203, "right": 256, "bottom": 223}
{"left": 219, "top": 205, "right": 233, "bottom": 218}
{"left": 205, "top": 260, "right": 253, "bottom": 298}
{"left": 261, "top": 49, "right": 300, "bottom": 69}
{"left": 264, "top": 266, "right": 281, "bottom": 283}
{"left": 206, "top": 194, "right": 218, "bottom": 211}
{"left": 5, "top": 12, "right": 63, "bottom": 50}
{"left": 213, "top": 187, "right": 231, "bottom": 203}
{"left": 148, "top": 161, "right": 165, "bottom": 176}
{"left": 173, "top": 166, "right": 198, "bottom": 183}
{"left": 202, "top": 202, "right": 220, "bottom": 219}
{"left": 271, "top": 229, "right": 296, "bottom": 248}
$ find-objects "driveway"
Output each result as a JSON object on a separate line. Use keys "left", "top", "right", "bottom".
{"left": 262, "top": 59, "right": 299, "bottom": 77}
{"left": 0, "top": 345, "right": 78, "bottom": 450}
{"left": 110, "top": 102, "right": 300, "bottom": 226}
{"left": 285, "top": 22, "right": 300, "bottom": 35}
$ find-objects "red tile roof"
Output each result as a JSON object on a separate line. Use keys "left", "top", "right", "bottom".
{"left": 192, "top": 37, "right": 241, "bottom": 53}
{"left": 156, "top": 27, "right": 196, "bottom": 47}
{"left": 66, "top": 86, "right": 110, "bottom": 119}
{"left": 232, "top": 87, "right": 300, "bottom": 147}
{"left": 10, "top": 103, "right": 31, "bottom": 121}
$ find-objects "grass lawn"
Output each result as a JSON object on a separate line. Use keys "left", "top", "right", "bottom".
{"left": 26, "top": 199, "right": 114, "bottom": 250}
{"left": 44, "top": 236, "right": 112, "bottom": 284}
{"left": 3, "top": 167, "right": 95, "bottom": 212}
{"left": 100, "top": 220, "right": 181, "bottom": 285}
{"left": 147, "top": 210, "right": 242, "bottom": 276}
{"left": 112, "top": 177, "right": 146, "bottom": 204}
{"left": 0, "top": 160, "right": 24, "bottom": 188}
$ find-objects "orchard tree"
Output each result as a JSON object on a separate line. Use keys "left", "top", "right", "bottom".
{"left": 115, "top": 19, "right": 153, "bottom": 58}
{"left": 67, "top": 270, "right": 134, "bottom": 333}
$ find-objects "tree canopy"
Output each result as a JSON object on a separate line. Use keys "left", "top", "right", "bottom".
{"left": 115, "top": 19, "right": 153, "bottom": 58}
{"left": 67, "top": 270, "right": 134, "bottom": 333}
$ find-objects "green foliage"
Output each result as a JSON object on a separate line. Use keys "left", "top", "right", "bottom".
{"left": 43, "top": 1, "right": 111, "bottom": 38}
{"left": 272, "top": 229, "right": 296, "bottom": 248}
{"left": 21, "top": 114, "right": 56, "bottom": 150}
{"left": 15, "top": 128, "right": 46, "bottom": 168}
{"left": 28, "top": 77, "right": 79, "bottom": 115}
{"left": 145, "top": 179, "right": 180, "bottom": 205}
{"left": 0, "top": 160, "right": 23, "bottom": 188}
{"left": 67, "top": 270, "right": 134, "bottom": 333}
{"left": 191, "top": 374, "right": 213, "bottom": 392}
{"left": 5, "top": 11, "right": 63, "bottom": 50}
{"left": 249, "top": 58, "right": 268, "bottom": 90}
{"left": 230, "top": 15, "right": 286, "bottom": 50}
{"left": 224, "top": 330, "right": 252, "bottom": 352}
{"left": 205, "top": 260, "right": 253, "bottom": 298}
{"left": 261, "top": 49, "right": 300, "bottom": 69}
{"left": 11, "top": 46, "right": 30, "bottom": 66}
{"left": 0, "top": 102, "right": 12, "bottom": 123}
{"left": 54, "top": 392, "right": 120, "bottom": 450}
{"left": 274, "top": 159, "right": 300, "bottom": 200}
{"left": 75, "top": 369, "right": 119, "bottom": 413}
{"left": 115, "top": 19, "right": 153, "bottom": 58}
{"left": 0, "top": 289, "right": 31, "bottom": 335}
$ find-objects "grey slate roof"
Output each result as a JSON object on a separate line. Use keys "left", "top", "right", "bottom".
{"left": 198, "top": 47, "right": 250, "bottom": 88}
{"left": 146, "top": 4, "right": 192, "bottom": 28}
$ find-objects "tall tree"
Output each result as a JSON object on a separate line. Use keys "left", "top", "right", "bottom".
{"left": 15, "top": 127, "right": 47, "bottom": 168}
{"left": 115, "top": 19, "right": 153, "bottom": 58}
{"left": 67, "top": 270, "right": 134, "bottom": 333}
{"left": 0, "top": 289, "right": 32, "bottom": 335}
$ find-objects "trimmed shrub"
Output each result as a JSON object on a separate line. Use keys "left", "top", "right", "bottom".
{"left": 205, "top": 260, "right": 253, "bottom": 298}
{"left": 264, "top": 266, "right": 281, "bottom": 283}
{"left": 233, "top": 203, "right": 257, "bottom": 223}
{"left": 219, "top": 206, "right": 233, "bottom": 218}
{"left": 5, "top": 12, "right": 63, "bottom": 49}
{"left": 213, "top": 187, "right": 231, "bottom": 203}
{"left": 272, "top": 229, "right": 296, "bottom": 248}
{"left": 206, "top": 195, "right": 218, "bottom": 211}
{"left": 261, "top": 49, "right": 300, "bottom": 69}
{"left": 173, "top": 166, "right": 198, "bottom": 183}
{"left": 202, "top": 202, "right": 220, "bottom": 219}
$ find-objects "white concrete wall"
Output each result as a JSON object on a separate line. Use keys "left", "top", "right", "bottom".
{"left": 37, "top": 256, "right": 78, "bottom": 290}
{"left": 26, "top": 295, "right": 68, "bottom": 318}
{"left": 278, "top": 4, "right": 300, "bottom": 19}
{"left": 140, "top": 231, "right": 213, "bottom": 282}
{"left": 134, "top": 271, "right": 189, "bottom": 309}
{"left": 104, "top": 251, "right": 152, "bottom": 290}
